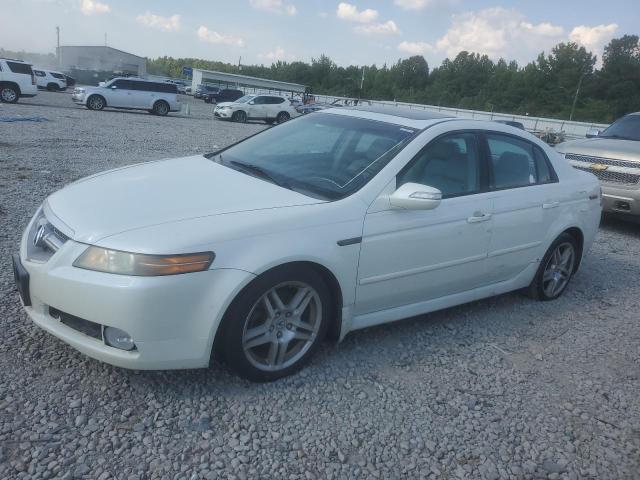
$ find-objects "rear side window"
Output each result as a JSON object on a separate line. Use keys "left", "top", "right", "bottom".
{"left": 265, "top": 96, "right": 285, "bottom": 104}
{"left": 34, "top": 70, "right": 46, "bottom": 77}
{"left": 50, "top": 72, "right": 65, "bottom": 79}
{"left": 8, "top": 61, "right": 33, "bottom": 75}
{"left": 486, "top": 133, "right": 543, "bottom": 189}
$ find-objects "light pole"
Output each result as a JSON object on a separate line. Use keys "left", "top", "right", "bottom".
{"left": 569, "top": 71, "right": 587, "bottom": 122}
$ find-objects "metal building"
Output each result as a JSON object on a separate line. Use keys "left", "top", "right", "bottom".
{"left": 191, "top": 69, "right": 305, "bottom": 96}
{"left": 58, "top": 46, "right": 146, "bottom": 76}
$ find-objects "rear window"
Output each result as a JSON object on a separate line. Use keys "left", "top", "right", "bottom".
{"left": 7, "top": 61, "right": 33, "bottom": 75}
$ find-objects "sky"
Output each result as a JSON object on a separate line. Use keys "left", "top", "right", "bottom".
{"left": 1, "top": 0, "right": 638, "bottom": 68}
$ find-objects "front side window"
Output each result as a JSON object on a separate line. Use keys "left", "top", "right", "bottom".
{"left": 398, "top": 133, "right": 482, "bottom": 198}
{"left": 487, "top": 134, "right": 538, "bottom": 189}
{"left": 252, "top": 96, "right": 267, "bottom": 105}
{"left": 210, "top": 113, "right": 416, "bottom": 200}
{"left": 111, "top": 79, "right": 132, "bottom": 90}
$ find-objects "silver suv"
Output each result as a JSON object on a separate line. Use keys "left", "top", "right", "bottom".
{"left": 557, "top": 113, "right": 640, "bottom": 220}
{"left": 0, "top": 58, "right": 38, "bottom": 103}
{"left": 72, "top": 77, "right": 180, "bottom": 116}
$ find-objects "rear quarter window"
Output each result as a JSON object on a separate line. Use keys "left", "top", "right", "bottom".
{"left": 8, "top": 61, "right": 33, "bottom": 75}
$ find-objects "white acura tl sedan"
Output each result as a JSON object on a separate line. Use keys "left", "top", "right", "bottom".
{"left": 13, "top": 106, "right": 601, "bottom": 381}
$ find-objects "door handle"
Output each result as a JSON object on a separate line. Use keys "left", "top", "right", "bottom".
{"left": 542, "top": 201, "right": 560, "bottom": 209}
{"left": 467, "top": 213, "right": 492, "bottom": 223}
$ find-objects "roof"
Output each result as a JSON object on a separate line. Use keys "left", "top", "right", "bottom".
{"left": 323, "top": 105, "right": 454, "bottom": 129}
{"left": 59, "top": 45, "right": 145, "bottom": 60}
{"left": 194, "top": 68, "right": 306, "bottom": 93}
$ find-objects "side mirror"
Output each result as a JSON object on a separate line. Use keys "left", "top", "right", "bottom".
{"left": 390, "top": 183, "right": 442, "bottom": 210}
{"left": 586, "top": 128, "right": 601, "bottom": 138}
{"left": 248, "top": 101, "right": 255, "bottom": 105}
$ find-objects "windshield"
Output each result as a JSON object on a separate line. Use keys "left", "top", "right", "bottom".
{"left": 234, "top": 95, "right": 255, "bottom": 104}
{"left": 600, "top": 115, "right": 640, "bottom": 141}
{"left": 209, "top": 113, "right": 417, "bottom": 200}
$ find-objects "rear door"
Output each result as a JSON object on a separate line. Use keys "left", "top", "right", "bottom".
{"left": 249, "top": 96, "right": 268, "bottom": 119}
{"left": 482, "top": 132, "right": 561, "bottom": 283}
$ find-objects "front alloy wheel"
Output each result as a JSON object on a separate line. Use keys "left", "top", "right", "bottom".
{"left": 0, "top": 86, "right": 18, "bottom": 103}
{"left": 220, "top": 266, "right": 331, "bottom": 381}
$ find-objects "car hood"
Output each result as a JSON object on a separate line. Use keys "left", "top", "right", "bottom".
{"left": 216, "top": 101, "right": 243, "bottom": 108}
{"left": 556, "top": 138, "right": 640, "bottom": 163}
{"left": 46, "top": 155, "right": 323, "bottom": 244}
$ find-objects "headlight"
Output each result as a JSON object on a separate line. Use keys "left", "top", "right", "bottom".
{"left": 219, "top": 106, "right": 231, "bottom": 110}
{"left": 73, "top": 247, "right": 214, "bottom": 276}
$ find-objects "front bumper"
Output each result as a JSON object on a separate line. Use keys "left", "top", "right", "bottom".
{"left": 16, "top": 237, "right": 254, "bottom": 370}
{"left": 214, "top": 109, "right": 233, "bottom": 119}
{"left": 72, "top": 93, "right": 86, "bottom": 104}
{"left": 601, "top": 184, "right": 640, "bottom": 217}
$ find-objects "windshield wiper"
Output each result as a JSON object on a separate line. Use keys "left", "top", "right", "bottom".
{"left": 228, "top": 160, "right": 290, "bottom": 189}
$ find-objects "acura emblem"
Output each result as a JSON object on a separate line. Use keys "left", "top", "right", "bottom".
{"left": 33, "top": 224, "right": 49, "bottom": 248}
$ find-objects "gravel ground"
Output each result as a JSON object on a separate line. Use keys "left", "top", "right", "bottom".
{"left": 1, "top": 91, "right": 639, "bottom": 480}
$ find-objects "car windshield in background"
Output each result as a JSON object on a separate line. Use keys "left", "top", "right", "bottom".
{"left": 209, "top": 113, "right": 416, "bottom": 200}
{"left": 234, "top": 95, "right": 254, "bottom": 104}
{"left": 600, "top": 115, "right": 640, "bottom": 141}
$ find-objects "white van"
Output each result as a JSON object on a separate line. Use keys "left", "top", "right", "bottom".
{"left": 0, "top": 58, "right": 38, "bottom": 103}
{"left": 33, "top": 68, "right": 67, "bottom": 91}
{"left": 72, "top": 77, "right": 180, "bottom": 116}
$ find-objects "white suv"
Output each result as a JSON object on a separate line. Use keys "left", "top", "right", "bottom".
{"left": 72, "top": 77, "right": 180, "bottom": 116}
{"left": 214, "top": 94, "right": 297, "bottom": 124}
{"left": 0, "top": 58, "right": 38, "bottom": 103}
{"left": 33, "top": 68, "right": 67, "bottom": 91}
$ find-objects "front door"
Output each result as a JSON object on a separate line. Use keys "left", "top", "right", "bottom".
{"left": 107, "top": 79, "right": 133, "bottom": 108}
{"left": 355, "top": 132, "right": 493, "bottom": 315}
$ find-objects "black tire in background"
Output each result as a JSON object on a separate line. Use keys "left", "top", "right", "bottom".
{"left": 46, "top": 83, "right": 58, "bottom": 92}
{"left": 232, "top": 110, "right": 247, "bottom": 123}
{"left": 219, "top": 265, "right": 332, "bottom": 382}
{"left": 526, "top": 232, "right": 578, "bottom": 301}
{"left": 0, "top": 84, "right": 19, "bottom": 103}
{"left": 152, "top": 100, "right": 170, "bottom": 116}
{"left": 86, "top": 95, "right": 105, "bottom": 111}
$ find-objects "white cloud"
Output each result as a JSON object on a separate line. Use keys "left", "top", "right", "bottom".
{"left": 434, "top": 8, "right": 565, "bottom": 62}
{"left": 570, "top": 24, "right": 618, "bottom": 53}
{"left": 249, "top": 0, "right": 297, "bottom": 15}
{"left": 336, "top": 3, "right": 378, "bottom": 23}
{"left": 258, "top": 46, "right": 297, "bottom": 61}
{"left": 398, "top": 40, "right": 434, "bottom": 55}
{"left": 197, "top": 26, "right": 245, "bottom": 47}
{"left": 136, "top": 12, "right": 181, "bottom": 32}
{"left": 394, "top": 0, "right": 431, "bottom": 10}
{"left": 355, "top": 20, "right": 399, "bottom": 35}
{"left": 80, "top": 0, "right": 110, "bottom": 15}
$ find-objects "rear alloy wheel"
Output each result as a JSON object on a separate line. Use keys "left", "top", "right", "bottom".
{"left": 276, "top": 111, "right": 290, "bottom": 124}
{"left": 86, "top": 95, "right": 105, "bottom": 111}
{"left": 527, "top": 233, "right": 577, "bottom": 301}
{"left": 220, "top": 266, "right": 331, "bottom": 381}
{"left": 232, "top": 110, "right": 247, "bottom": 123}
{"left": 152, "top": 100, "right": 169, "bottom": 116}
{"left": 0, "top": 85, "right": 19, "bottom": 103}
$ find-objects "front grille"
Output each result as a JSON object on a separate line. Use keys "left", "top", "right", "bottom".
{"left": 26, "top": 209, "right": 69, "bottom": 262}
{"left": 565, "top": 153, "right": 640, "bottom": 169}
{"left": 50, "top": 307, "right": 103, "bottom": 340}
{"left": 574, "top": 166, "right": 640, "bottom": 185}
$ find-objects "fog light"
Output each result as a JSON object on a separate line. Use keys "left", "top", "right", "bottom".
{"left": 103, "top": 327, "right": 136, "bottom": 351}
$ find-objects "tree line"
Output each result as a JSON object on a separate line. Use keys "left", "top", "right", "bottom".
{"left": 148, "top": 35, "right": 640, "bottom": 123}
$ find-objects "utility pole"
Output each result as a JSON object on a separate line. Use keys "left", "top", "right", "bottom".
{"left": 104, "top": 33, "right": 107, "bottom": 47}
{"left": 56, "top": 26, "right": 60, "bottom": 68}
{"left": 238, "top": 56, "right": 242, "bottom": 72}
{"left": 570, "top": 72, "right": 586, "bottom": 122}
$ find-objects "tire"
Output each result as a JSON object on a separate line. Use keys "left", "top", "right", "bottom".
{"left": 232, "top": 110, "right": 247, "bottom": 123}
{"left": 526, "top": 233, "right": 578, "bottom": 301}
{"left": 219, "top": 265, "right": 332, "bottom": 382}
{"left": 152, "top": 100, "right": 169, "bottom": 116}
{"left": 276, "top": 111, "right": 290, "bottom": 124}
{"left": 86, "top": 95, "right": 105, "bottom": 111}
{"left": 0, "top": 84, "right": 19, "bottom": 104}
{"left": 46, "top": 83, "right": 58, "bottom": 92}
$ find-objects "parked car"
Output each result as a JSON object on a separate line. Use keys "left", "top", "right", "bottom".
{"left": 33, "top": 68, "right": 67, "bottom": 91}
{"left": 13, "top": 106, "right": 601, "bottom": 381}
{"left": 0, "top": 57, "right": 37, "bottom": 103}
{"left": 296, "top": 102, "right": 331, "bottom": 114}
{"left": 495, "top": 120, "right": 525, "bottom": 130}
{"left": 185, "top": 86, "right": 192, "bottom": 95}
{"left": 556, "top": 112, "right": 640, "bottom": 220}
{"left": 204, "top": 88, "right": 244, "bottom": 104}
{"left": 194, "top": 84, "right": 220, "bottom": 99}
{"left": 64, "top": 75, "right": 76, "bottom": 87}
{"left": 214, "top": 94, "right": 297, "bottom": 124}
{"left": 71, "top": 78, "right": 180, "bottom": 116}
